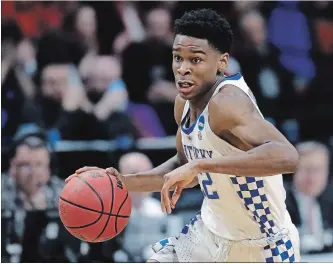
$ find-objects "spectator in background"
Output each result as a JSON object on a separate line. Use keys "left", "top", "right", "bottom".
{"left": 121, "top": 7, "right": 177, "bottom": 136}
{"left": 122, "top": 7, "right": 175, "bottom": 104}
{"left": 118, "top": 152, "right": 163, "bottom": 217}
{"left": 36, "top": 63, "right": 94, "bottom": 140}
{"left": 81, "top": 55, "right": 138, "bottom": 141}
{"left": 236, "top": 10, "right": 298, "bottom": 142}
{"left": 16, "top": 38, "right": 38, "bottom": 78}
{"left": 75, "top": 6, "right": 98, "bottom": 54}
{"left": 115, "top": 152, "right": 167, "bottom": 262}
{"left": 285, "top": 141, "right": 333, "bottom": 254}
{"left": 62, "top": 5, "right": 98, "bottom": 55}
{"left": 30, "top": 57, "right": 137, "bottom": 142}
{"left": 85, "top": 56, "right": 128, "bottom": 120}
{"left": 2, "top": 19, "right": 37, "bottom": 147}
{"left": 1, "top": 136, "right": 81, "bottom": 262}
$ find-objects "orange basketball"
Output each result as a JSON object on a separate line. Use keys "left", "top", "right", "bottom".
{"left": 58, "top": 170, "right": 131, "bottom": 243}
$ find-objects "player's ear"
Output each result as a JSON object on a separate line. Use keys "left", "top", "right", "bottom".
{"left": 218, "top": 53, "right": 229, "bottom": 73}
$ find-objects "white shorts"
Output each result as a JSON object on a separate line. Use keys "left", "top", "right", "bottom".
{"left": 149, "top": 212, "right": 300, "bottom": 262}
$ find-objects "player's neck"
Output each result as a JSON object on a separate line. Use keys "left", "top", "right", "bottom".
{"left": 189, "top": 74, "right": 224, "bottom": 118}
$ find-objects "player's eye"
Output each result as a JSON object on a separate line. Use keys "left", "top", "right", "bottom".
{"left": 173, "top": 55, "right": 182, "bottom": 62}
{"left": 192, "top": 57, "right": 202, "bottom": 64}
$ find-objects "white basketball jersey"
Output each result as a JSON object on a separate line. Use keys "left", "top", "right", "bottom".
{"left": 180, "top": 73, "right": 294, "bottom": 240}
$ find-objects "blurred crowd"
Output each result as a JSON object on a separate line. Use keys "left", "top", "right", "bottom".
{"left": 1, "top": 1, "right": 333, "bottom": 262}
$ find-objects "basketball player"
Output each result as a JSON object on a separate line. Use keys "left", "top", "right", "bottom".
{"left": 68, "top": 9, "right": 301, "bottom": 262}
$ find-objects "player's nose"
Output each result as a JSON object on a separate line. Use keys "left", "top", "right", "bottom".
{"left": 177, "top": 63, "right": 191, "bottom": 76}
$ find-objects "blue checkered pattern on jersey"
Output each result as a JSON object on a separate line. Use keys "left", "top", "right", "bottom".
{"left": 180, "top": 212, "right": 200, "bottom": 235}
{"left": 230, "top": 176, "right": 295, "bottom": 262}
{"left": 264, "top": 238, "right": 295, "bottom": 262}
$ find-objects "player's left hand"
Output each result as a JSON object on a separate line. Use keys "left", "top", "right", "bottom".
{"left": 161, "top": 161, "right": 199, "bottom": 214}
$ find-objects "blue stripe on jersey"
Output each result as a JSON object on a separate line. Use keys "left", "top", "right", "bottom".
{"left": 180, "top": 73, "right": 243, "bottom": 135}
{"left": 230, "top": 176, "right": 295, "bottom": 262}
{"left": 181, "top": 114, "right": 201, "bottom": 135}
{"left": 225, "top": 72, "right": 242, "bottom": 80}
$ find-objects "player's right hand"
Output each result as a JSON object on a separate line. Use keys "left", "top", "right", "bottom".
{"left": 65, "top": 166, "right": 122, "bottom": 184}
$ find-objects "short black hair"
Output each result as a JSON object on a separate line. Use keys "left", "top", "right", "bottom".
{"left": 10, "top": 136, "right": 50, "bottom": 160}
{"left": 2, "top": 18, "right": 23, "bottom": 45}
{"left": 174, "top": 8, "right": 234, "bottom": 53}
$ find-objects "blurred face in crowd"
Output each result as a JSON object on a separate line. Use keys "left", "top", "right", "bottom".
{"left": 88, "top": 56, "right": 121, "bottom": 94}
{"left": 41, "top": 64, "right": 69, "bottom": 101}
{"left": 16, "top": 39, "right": 37, "bottom": 75}
{"left": 172, "top": 35, "right": 227, "bottom": 101}
{"left": 16, "top": 39, "right": 35, "bottom": 65}
{"left": 119, "top": 153, "right": 153, "bottom": 208}
{"left": 75, "top": 6, "right": 96, "bottom": 39}
{"left": 10, "top": 144, "right": 51, "bottom": 196}
{"left": 146, "top": 8, "right": 171, "bottom": 40}
{"left": 234, "top": 1, "right": 259, "bottom": 14}
{"left": 293, "top": 149, "right": 329, "bottom": 197}
{"left": 240, "top": 11, "right": 267, "bottom": 48}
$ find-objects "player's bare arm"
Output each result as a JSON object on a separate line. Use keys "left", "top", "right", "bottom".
{"left": 67, "top": 95, "right": 198, "bottom": 192}
{"left": 161, "top": 85, "right": 299, "bottom": 213}
{"left": 195, "top": 84, "right": 300, "bottom": 176}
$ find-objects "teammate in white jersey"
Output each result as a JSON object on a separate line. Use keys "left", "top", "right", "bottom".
{"left": 67, "top": 9, "right": 300, "bottom": 262}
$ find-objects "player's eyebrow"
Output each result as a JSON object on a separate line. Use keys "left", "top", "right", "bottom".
{"left": 172, "top": 47, "right": 207, "bottom": 55}
{"left": 190, "top": 49, "right": 206, "bottom": 55}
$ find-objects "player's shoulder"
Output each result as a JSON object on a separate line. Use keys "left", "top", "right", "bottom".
{"left": 208, "top": 84, "right": 257, "bottom": 130}
{"left": 174, "top": 94, "right": 187, "bottom": 126}
{"left": 214, "top": 83, "right": 253, "bottom": 105}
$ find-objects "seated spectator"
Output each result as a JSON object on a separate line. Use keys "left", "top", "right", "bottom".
{"left": 118, "top": 152, "right": 163, "bottom": 217}
{"left": 236, "top": 10, "right": 298, "bottom": 140}
{"left": 83, "top": 55, "right": 138, "bottom": 141}
{"left": 62, "top": 5, "right": 98, "bottom": 55}
{"left": 121, "top": 7, "right": 177, "bottom": 135}
{"left": 1, "top": 136, "right": 81, "bottom": 262}
{"left": 122, "top": 7, "right": 175, "bottom": 103}
{"left": 114, "top": 152, "right": 169, "bottom": 262}
{"left": 16, "top": 38, "right": 37, "bottom": 78}
{"left": 31, "top": 60, "right": 137, "bottom": 142}
{"left": 85, "top": 56, "right": 128, "bottom": 120}
{"left": 285, "top": 141, "right": 333, "bottom": 254}
{"left": 37, "top": 63, "right": 94, "bottom": 140}
{"left": 2, "top": 19, "right": 37, "bottom": 147}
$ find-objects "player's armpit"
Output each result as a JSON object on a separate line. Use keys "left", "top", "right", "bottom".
{"left": 175, "top": 94, "right": 188, "bottom": 166}
{"left": 176, "top": 128, "right": 188, "bottom": 166}
{"left": 200, "top": 85, "right": 299, "bottom": 177}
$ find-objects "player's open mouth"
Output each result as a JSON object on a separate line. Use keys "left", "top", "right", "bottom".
{"left": 177, "top": 80, "right": 194, "bottom": 94}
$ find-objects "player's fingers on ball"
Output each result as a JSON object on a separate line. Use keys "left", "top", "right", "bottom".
{"left": 65, "top": 174, "right": 76, "bottom": 183}
{"left": 76, "top": 166, "right": 99, "bottom": 174}
{"left": 106, "top": 167, "right": 120, "bottom": 177}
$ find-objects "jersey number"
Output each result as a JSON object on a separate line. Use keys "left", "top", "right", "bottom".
{"left": 201, "top": 173, "right": 219, "bottom": 199}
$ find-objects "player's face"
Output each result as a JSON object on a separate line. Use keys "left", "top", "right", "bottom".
{"left": 172, "top": 34, "right": 228, "bottom": 100}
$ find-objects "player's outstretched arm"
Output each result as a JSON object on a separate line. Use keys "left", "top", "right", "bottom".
{"left": 68, "top": 129, "right": 196, "bottom": 192}
{"left": 67, "top": 95, "right": 198, "bottom": 192}
{"left": 116, "top": 128, "right": 197, "bottom": 192}
{"left": 196, "top": 85, "right": 300, "bottom": 176}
